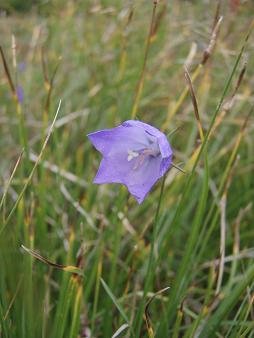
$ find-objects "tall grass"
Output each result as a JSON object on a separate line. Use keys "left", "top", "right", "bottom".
{"left": 0, "top": 1, "right": 254, "bottom": 337}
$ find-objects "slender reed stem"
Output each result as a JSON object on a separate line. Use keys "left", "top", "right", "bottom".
{"left": 0, "top": 100, "right": 61, "bottom": 236}
{"left": 131, "top": 1, "right": 158, "bottom": 119}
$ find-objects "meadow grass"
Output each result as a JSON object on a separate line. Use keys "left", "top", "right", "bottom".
{"left": 0, "top": 1, "right": 254, "bottom": 337}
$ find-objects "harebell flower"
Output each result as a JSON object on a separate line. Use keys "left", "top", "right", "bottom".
{"left": 88, "top": 120, "right": 173, "bottom": 203}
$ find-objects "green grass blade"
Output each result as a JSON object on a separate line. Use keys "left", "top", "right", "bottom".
{"left": 100, "top": 278, "right": 133, "bottom": 335}
{"left": 199, "top": 264, "right": 254, "bottom": 336}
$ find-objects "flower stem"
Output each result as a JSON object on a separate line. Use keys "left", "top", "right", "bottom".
{"left": 135, "top": 175, "right": 166, "bottom": 335}
{"left": 148, "top": 175, "right": 167, "bottom": 276}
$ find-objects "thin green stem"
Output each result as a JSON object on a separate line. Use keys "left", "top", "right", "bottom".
{"left": 0, "top": 100, "right": 61, "bottom": 236}
{"left": 131, "top": 1, "right": 158, "bottom": 119}
{"left": 135, "top": 174, "right": 166, "bottom": 336}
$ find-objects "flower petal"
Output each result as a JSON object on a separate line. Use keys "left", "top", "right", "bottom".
{"left": 123, "top": 120, "right": 173, "bottom": 159}
{"left": 88, "top": 124, "right": 150, "bottom": 158}
{"left": 124, "top": 156, "right": 162, "bottom": 204}
{"left": 93, "top": 158, "right": 122, "bottom": 184}
{"left": 123, "top": 120, "right": 163, "bottom": 139}
{"left": 157, "top": 134, "right": 173, "bottom": 159}
{"left": 160, "top": 156, "right": 172, "bottom": 176}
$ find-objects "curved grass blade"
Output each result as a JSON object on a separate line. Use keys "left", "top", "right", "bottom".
{"left": 0, "top": 149, "right": 24, "bottom": 212}
{"left": 145, "top": 286, "right": 170, "bottom": 338}
{"left": 112, "top": 323, "right": 129, "bottom": 338}
{"left": 21, "top": 245, "right": 84, "bottom": 277}
{"left": 100, "top": 278, "right": 134, "bottom": 336}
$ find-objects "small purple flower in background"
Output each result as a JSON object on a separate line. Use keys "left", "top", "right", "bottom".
{"left": 17, "top": 62, "right": 25, "bottom": 104}
{"left": 16, "top": 85, "right": 24, "bottom": 104}
{"left": 18, "top": 62, "right": 26, "bottom": 73}
{"left": 88, "top": 120, "right": 173, "bottom": 204}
